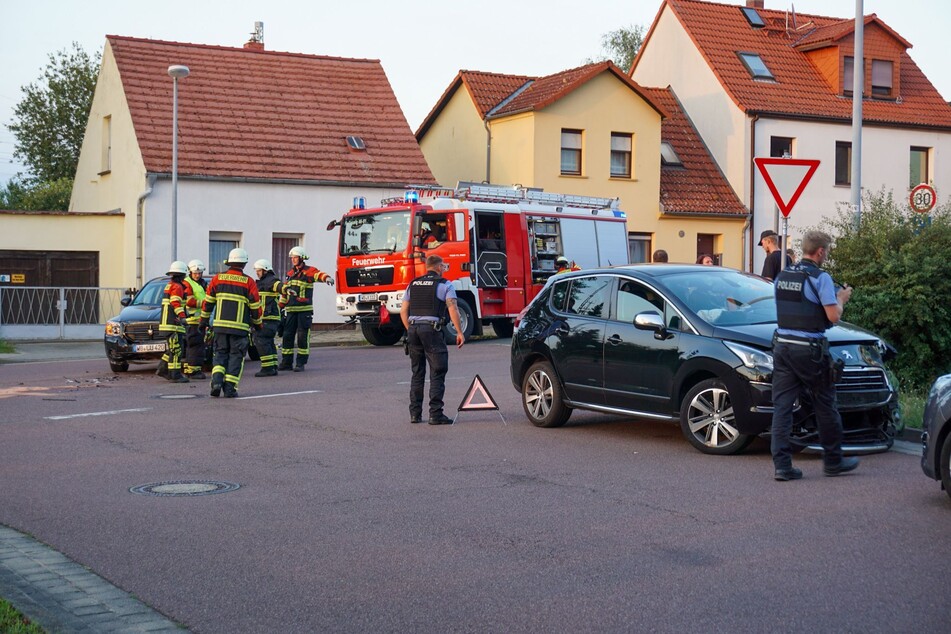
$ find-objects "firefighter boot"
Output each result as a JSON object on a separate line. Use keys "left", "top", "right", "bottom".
{"left": 278, "top": 357, "right": 294, "bottom": 372}
{"left": 155, "top": 360, "right": 169, "bottom": 378}
{"left": 188, "top": 370, "right": 207, "bottom": 380}
{"left": 223, "top": 384, "right": 238, "bottom": 398}
{"left": 210, "top": 374, "right": 224, "bottom": 398}
{"left": 167, "top": 370, "right": 190, "bottom": 384}
{"left": 254, "top": 367, "right": 278, "bottom": 377}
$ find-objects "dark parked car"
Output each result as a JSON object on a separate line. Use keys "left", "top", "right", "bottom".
{"left": 921, "top": 374, "right": 951, "bottom": 500}
{"left": 510, "top": 265, "right": 901, "bottom": 455}
{"left": 105, "top": 275, "right": 259, "bottom": 372}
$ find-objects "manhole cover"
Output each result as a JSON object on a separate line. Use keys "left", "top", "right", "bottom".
{"left": 129, "top": 480, "right": 240, "bottom": 497}
{"left": 154, "top": 394, "right": 200, "bottom": 400}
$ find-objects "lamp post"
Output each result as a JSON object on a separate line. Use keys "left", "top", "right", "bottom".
{"left": 168, "top": 64, "right": 190, "bottom": 261}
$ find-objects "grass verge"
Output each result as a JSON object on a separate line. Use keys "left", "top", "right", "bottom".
{"left": 900, "top": 389, "right": 927, "bottom": 430}
{"left": 0, "top": 340, "right": 14, "bottom": 354}
{"left": 0, "top": 597, "right": 45, "bottom": 633}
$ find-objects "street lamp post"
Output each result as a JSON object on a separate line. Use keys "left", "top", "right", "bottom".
{"left": 168, "top": 65, "right": 190, "bottom": 261}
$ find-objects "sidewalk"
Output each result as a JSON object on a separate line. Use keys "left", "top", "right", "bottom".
{"left": 0, "top": 327, "right": 368, "bottom": 364}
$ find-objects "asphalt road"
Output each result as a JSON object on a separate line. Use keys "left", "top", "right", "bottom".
{"left": 1, "top": 340, "right": 948, "bottom": 633}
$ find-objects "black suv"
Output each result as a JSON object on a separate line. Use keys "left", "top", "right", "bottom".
{"left": 921, "top": 373, "right": 951, "bottom": 500}
{"left": 510, "top": 265, "right": 901, "bottom": 455}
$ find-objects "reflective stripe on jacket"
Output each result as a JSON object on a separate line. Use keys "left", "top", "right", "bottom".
{"left": 256, "top": 272, "right": 283, "bottom": 321}
{"left": 201, "top": 268, "right": 263, "bottom": 334}
{"left": 280, "top": 264, "right": 330, "bottom": 313}
{"left": 160, "top": 279, "right": 187, "bottom": 333}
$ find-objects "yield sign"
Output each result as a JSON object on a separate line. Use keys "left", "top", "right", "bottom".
{"left": 754, "top": 158, "right": 820, "bottom": 217}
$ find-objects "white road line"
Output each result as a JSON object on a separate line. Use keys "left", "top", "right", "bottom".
{"left": 44, "top": 407, "right": 152, "bottom": 421}
{"left": 238, "top": 390, "right": 323, "bottom": 400}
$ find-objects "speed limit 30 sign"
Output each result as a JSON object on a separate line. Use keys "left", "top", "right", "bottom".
{"left": 910, "top": 183, "right": 936, "bottom": 213}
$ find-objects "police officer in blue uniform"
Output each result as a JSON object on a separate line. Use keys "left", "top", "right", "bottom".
{"left": 400, "top": 254, "right": 465, "bottom": 425}
{"left": 771, "top": 230, "right": 859, "bottom": 481}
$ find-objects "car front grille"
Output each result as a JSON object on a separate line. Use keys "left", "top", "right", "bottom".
{"left": 125, "top": 322, "right": 163, "bottom": 342}
{"left": 345, "top": 266, "right": 395, "bottom": 287}
{"left": 837, "top": 367, "right": 889, "bottom": 392}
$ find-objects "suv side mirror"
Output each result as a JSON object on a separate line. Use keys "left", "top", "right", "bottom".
{"left": 120, "top": 297, "right": 131, "bottom": 307}
{"left": 634, "top": 311, "right": 670, "bottom": 340}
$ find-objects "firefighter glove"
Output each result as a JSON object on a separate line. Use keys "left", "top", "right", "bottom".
{"left": 325, "top": 278, "right": 335, "bottom": 287}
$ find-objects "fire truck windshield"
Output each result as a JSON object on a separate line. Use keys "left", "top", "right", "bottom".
{"left": 340, "top": 210, "right": 411, "bottom": 255}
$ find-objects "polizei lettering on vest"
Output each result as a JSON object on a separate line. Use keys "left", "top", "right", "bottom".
{"left": 414, "top": 280, "right": 435, "bottom": 286}
{"left": 776, "top": 280, "right": 803, "bottom": 292}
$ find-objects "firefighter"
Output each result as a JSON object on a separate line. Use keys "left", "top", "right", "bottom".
{"left": 158, "top": 261, "right": 190, "bottom": 383}
{"left": 183, "top": 259, "right": 208, "bottom": 379}
{"left": 199, "top": 248, "right": 263, "bottom": 398}
{"left": 278, "top": 246, "right": 333, "bottom": 372}
{"left": 252, "top": 258, "right": 282, "bottom": 377}
{"left": 555, "top": 255, "right": 581, "bottom": 274}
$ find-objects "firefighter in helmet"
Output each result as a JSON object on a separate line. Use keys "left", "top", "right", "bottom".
{"left": 252, "top": 258, "right": 283, "bottom": 377}
{"left": 183, "top": 259, "right": 208, "bottom": 379}
{"left": 278, "top": 246, "right": 333, "bottom": 372}
{"left": 555, "top": 256, "right": 580, "bottom": 274}
{"left": 157, "top": 261, "right": 190, "bottom": 383}
{"left": 199, "top": 248, "right": 263, "bottom": 398}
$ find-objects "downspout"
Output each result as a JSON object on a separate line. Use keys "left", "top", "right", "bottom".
{"left": 484, "top": 118, "right": 491, "bottom": 183}
{"left": 136, "top": 174, "right": 157, "bottom": 289}
{"left": 747, "top": 114, "right": 759, "bottom": 273}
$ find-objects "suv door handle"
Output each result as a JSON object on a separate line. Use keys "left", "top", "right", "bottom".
{"left": 607, "top": 333, "right": 623, "bottom": 346}
{"left": 555, "top": 324, "right": 569, "bottom": 336}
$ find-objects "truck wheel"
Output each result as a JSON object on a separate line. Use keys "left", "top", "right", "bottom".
{"left": 679, "top": 378, "right": 754, "bottom": 455}
{"left": 109, "top": 359, "right": 129, "bottom": 373}
{"left": 361, "top": 320, "right": 405, "bottom": 346}
{"left": 444, "top": 298, "right": 474, "bottom": 343}
{"left": 490, "top": 318, "right": 514, "bottom": 339}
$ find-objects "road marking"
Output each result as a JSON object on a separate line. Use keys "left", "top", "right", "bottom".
{"left": 45, "top": 407, "right": 151, "bottom": 420}
{"left": 237, "top": 390, "right": 323, "bottom": 400}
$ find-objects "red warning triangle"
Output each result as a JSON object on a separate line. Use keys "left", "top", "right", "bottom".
{"left": 457, "top": 375, "right": 499, "bottom": 411}
{"left": 754, "top": 157, "right": 820, "bottom": 218}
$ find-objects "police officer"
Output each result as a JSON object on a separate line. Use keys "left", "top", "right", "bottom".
{"left": 278, "top": 246, "right": 333, "bottom": 372}
{"left": 399, "top": 254, "right": 465, "bottom": 425}
{"left": 199, "top": 248, "right": 263, "bottom": 398}
{"left": 183, "top": 259, "right": 208, "bottom": 379}
{"left": 158, "top": 261, "right": 190, "bottom": 383}
{"left": 771, "top": 230, "right": 858, "bottom": 481}
{"left": 252, "top": 259, "right": 282, "bottom": 377}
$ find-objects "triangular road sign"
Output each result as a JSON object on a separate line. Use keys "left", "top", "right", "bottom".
{"left": 754, "top": 158, "right": 820, "bottom": 217}
{"left": 457, "top": 375, "right": 499, "bottom": 411}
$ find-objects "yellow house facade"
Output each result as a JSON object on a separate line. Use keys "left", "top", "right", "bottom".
{"left": 417, "top": 62, "right": 748, "bottom": 266}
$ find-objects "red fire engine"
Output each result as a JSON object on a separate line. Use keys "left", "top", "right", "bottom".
{"left": 327, "top": 183, "right": 629, "bottom": 345}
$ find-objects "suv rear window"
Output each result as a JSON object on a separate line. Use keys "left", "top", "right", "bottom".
{"left": 551, "top": 275, "right": 612, "bottom": 319}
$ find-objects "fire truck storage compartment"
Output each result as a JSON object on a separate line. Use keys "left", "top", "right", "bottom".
{"left": 474, "top": 211, "right": 507, "bottom": 289}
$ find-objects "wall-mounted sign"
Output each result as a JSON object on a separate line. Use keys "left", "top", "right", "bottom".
{"left": 0, "top": 274, "right": 9, "bottom": 283}
{"left": 11, "top": 274, "right": 25, "bottom": 284}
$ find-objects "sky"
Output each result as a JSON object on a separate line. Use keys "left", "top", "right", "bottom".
{"left": 2, "top": 0, "right": 949, "bottom": 184}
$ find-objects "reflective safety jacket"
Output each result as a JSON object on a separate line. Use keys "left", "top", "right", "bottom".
{"left": 183, "top": 276, "right": 207, "bottom": 325}
{"left": 256, "top": 271, "right": 283, "bottom": 322}
{"left": 280, "top": 264, "right": 331, "bottom": 314}
{"left": 160, "top": 277, "right": 188, "bottom": 334}
{"left": 201, "top": 267, "right": 263, "bottom": 335}
{"left": 775, "top": 260, "right": 832, "bottom": 333}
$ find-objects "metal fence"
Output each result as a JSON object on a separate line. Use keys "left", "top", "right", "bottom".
{"left": 0, "top": 286, "right": 127, "bottom": 340}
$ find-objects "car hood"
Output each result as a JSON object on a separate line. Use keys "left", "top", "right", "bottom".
{"left": 110, "top": 304, "right": 161, "bottom": 322}
{"left": 712, "top": 321, "right": 883, "bottom": 349}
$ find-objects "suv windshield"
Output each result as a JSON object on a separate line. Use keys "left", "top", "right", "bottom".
{"left": 662, "top": 270, "right": 777, "bottom": 326}
{"left": 340, "top": 210, "right": 411, "bottom": 255}
{"left": 131, "top": 278, "right": 168, "bottom": 306}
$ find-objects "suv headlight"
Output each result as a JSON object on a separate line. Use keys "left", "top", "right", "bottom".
{"left": 724, "top": 341, "right": 773, "bottom": 370}
{"left": 105, "top": 321, "right": 123, "bottom": 336}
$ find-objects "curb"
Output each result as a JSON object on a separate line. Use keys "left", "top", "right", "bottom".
{"left": 899, "top": 427, "right": 922, "bottom": 443}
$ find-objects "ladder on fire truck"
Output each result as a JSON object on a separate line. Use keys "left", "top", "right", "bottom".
{"left": 454, "top": 181, "right": 620, "bottom": 211}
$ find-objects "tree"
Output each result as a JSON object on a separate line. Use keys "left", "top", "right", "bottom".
{"left": 7, "top": 42, "right": 100, "bottom": 185}
{"left": 0, "top": 176, "right": 73, "bottom": 211}
{"left": 587, "top": 25, "right": 645, "bottom": 72}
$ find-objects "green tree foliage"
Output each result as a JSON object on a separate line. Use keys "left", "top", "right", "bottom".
{"left": 0, "top": 176, "right": 73, "bottom": 211}
{"left": 821, "top": 189, "right": 951, "bottom": 389}
{"left": 7, "top": 42, "right": 100, "bottom": 187}
{"left": 587, "top": 24, "right": 645, "bottom": 72}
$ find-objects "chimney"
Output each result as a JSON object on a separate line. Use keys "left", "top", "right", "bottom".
{"left": 746, "top": 0, "right": 765, "bottom": 8}
{"left": 244, "top": 21, "right": 264, "bottom": 50}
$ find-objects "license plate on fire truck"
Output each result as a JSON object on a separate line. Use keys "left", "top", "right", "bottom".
{"left": 358, "top": 293, "right": 379, "bottom": 302}
{"left": 135, "top": 343, "right": 167, "bottom": 353}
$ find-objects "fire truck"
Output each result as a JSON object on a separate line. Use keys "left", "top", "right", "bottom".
{"left": 326, "top": 183, "right": 630, "bottom": 345}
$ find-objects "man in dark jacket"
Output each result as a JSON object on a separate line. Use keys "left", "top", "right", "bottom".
{"left": 759, "top": 230, "right": 792, "bottom": 281}
{"left": 252, "top": 258, "right": 283, "bottom": 377}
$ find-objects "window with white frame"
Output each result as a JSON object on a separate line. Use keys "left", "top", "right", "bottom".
{"left": 209, "top": 232, "right": 241, "bottom": 274}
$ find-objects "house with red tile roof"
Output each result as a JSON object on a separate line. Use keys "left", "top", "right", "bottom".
{"left": 632, "top": 0, "right": 951, "bottom": 272}
{"left": 70, "top": 35, "right": 435, "bottom": 323}
{"left": 417, "top": 62, "right": 748, "bottom": 265}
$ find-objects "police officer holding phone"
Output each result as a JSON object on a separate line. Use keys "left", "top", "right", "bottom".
{"left": 400, "top": 254, "right": 465, "bottom": 425}
{"left": 771, "top": 230, "right": 858, "bottom": 481}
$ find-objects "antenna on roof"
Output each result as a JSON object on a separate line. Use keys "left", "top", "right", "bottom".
{"left": 251, "top": 21, "right": 264, "bottom": 44}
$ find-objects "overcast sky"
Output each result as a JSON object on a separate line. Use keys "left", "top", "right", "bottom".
{"left": 2, "top": 0, "right": 948, "bottom": 183}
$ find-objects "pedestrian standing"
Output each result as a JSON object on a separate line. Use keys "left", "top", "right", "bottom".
{"left": 771, "top": 230, "right": 858, "bottom": 481}
{"left": 253, "top": 259, "right": 283, "bottom": 377}
{"left": 696, "top": 254, "right": 715, "bottom": 265}
{"left": 183, "top": 259, "right": 208, "bottom": 379}
{"left": 200, "top": 249, "right": 263, "bottom": 398}
{"left": 157, "top": 261, "right": 190, "bottom": 383}
{"left": 759, "top": 230, "right": 793, "bottom": 281}
{"left": 278, "top": 246, "right": 333, "bottom": 372}
{"left": 652, "top": 249, "right": 668, "bottom": 263}
{"left": 399, "top": 254, "right": 465, "bottom": 425}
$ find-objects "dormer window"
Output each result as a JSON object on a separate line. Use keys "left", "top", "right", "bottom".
{"left": 871, "top": 60, "right": 893, "bottom": 97}
{"left": 737, "top": 52, "right": 775, "bottom": 81}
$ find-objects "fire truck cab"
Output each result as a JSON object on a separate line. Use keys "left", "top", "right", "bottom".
{"left": 328, "top": 183, "right": 629, "bottom": 345}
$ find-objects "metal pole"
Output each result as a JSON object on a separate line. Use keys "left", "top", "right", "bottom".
{"left": 850, "top": 0, "right": 864, "bottom": 228}
{"left": 171, "top": 76, "right": 179, "bottom": 261}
